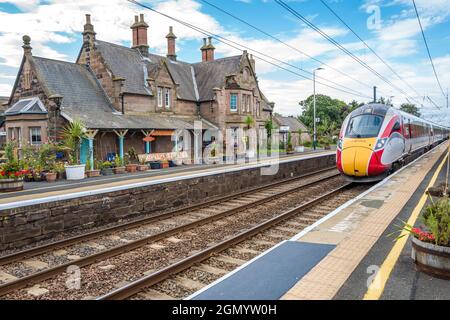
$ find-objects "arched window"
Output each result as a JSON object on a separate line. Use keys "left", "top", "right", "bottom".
{"left": 243, "top": 67, "right": 250, "bottom": 81}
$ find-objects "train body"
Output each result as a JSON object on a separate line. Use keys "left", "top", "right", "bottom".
{"left": 337, "top": 103, "right": 449, "bottom": 182}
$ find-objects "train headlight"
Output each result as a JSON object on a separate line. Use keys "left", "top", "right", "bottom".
{"left": 337, "top": 139, "right": 342, "bottom": 150}
{"left": 374, "top": 138, "right": 388, "bottom": 151}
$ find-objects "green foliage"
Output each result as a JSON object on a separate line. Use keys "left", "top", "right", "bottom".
{"left": 127, "top": 147, "right": 138, "bottom": 163}
{"left": 400, "top": 103, "right": 421, "bottom": 117}
{"left": 287, "top": 132, "right": 293, "bottom": 151}
{"left": 245, "top": 115, "right": 254, "bottom": 129}
{"left": 421, "top": 197, "right": 450, "bottom": 246}
{"left": 62, "top": 119, "right": 87, "bottom": 165}
{"left": 264, "top": 119, "right": 274, "bottom": 135}
{"left": 4, "top": 141, "right": 16, "bottom": 163}
{"left": 114, "top": 156, "right": 123, "bottom": 168}
{"left": 102, "top": 161, "right": 112, "bottom": 169}
{"left": 299, "top": 94, "right": 360, "bottom": 139}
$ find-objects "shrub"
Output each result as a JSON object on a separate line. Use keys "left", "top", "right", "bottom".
{"left": 395, "top": 196, "right": 450, "bottom": 247}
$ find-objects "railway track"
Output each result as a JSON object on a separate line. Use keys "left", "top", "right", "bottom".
{"left": 0, "top": 167, "right": 341, "bottom": 299}
{"left": 99, "top": 183, "right": 368, "bottom": 300}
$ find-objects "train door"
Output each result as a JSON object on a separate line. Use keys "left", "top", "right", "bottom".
{"left": 403, "top": 117, "right": 412, "bottom": 154}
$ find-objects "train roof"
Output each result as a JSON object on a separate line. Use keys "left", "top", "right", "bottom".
{"left": 352, "top": 103, "right": 449, "bottom": 130}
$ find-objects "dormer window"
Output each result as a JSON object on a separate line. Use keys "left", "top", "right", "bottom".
{"left": 165, "top": 88, "right": 170, "bottom": 109}
{"left": 157, "top": 87, "right": 163, "bottom": 107}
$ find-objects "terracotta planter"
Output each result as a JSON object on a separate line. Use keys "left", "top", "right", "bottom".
{"left": 86, "top": 170, "right": 101, "bottom": 178}
{"left": 113, "top": 166, "right": 126, "bottom": 174}
{"left": 411, "top": 236, "right": 450, "bottom": 279}
{"left": 0, "top": 178, "right": 24, "bottom": 192}
{"left": 137, "top": 165, "right": 149, "bottom": 171}
{"left": 45, "top": 172, "right": 57, "bottom": 183}
{"left": 126, "top": 164, "right": 138, "bottom": 173}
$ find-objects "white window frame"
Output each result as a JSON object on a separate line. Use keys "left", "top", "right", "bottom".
{"left": 29, "top": 127, "right": 42, "bottom": 146}
{"left": 230, "top": 93, "right": 238, "bottom": 112}
{"left": 157, "top": 87, "right": 163, "bottom": 108}
{"left": 165, "top": 88, "right": 171, "bottom": 109}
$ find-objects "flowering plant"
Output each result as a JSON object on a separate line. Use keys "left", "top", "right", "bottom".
{"left": 0, "top": 162, "right": 30, "bottom": 180}
{"left": 393, "top": 196, "right": 450, "bottom": 247}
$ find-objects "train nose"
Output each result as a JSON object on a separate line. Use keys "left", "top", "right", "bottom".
{"left": 341, "top": 139, "right": 377, "bottom": 177}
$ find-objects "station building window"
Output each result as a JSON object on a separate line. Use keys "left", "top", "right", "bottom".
{"left": 165, "top": 88, "right": 171, "bottom": 109}
{"left": 230, "top": 93, "right": 238, "bottom": 112}
{"left": 157, "top": 87, "right": 163, "bottom": 108}
{"left": 29, "top": 127, "right": 42, "bottom": 146}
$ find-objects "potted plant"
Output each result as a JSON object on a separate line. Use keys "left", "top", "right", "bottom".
{"left": 396, "top": 195, "right": 450, "bottom": 279}
{"left": 161, "top": 159, "right": 169, "bottom": 169}
{"left": 86, "top": 159, "right": 101, "bottom": 178}
{"left": 54, "top": 162, "right": 66, "bottom": 180}
{"left": 45, "top": 165, "right": 57, "bottom": 183}
{"left": 295, "top": 130, "right": 305, "bottom": 153}
{"left": 0, "top": 142, "right": 29, "bottom": 192}
{"left": 286, "top": 132, "right": 294, "bottom": 154}
{"left": 113, "top": 157, "right": 126, "bottom": 174}
{"left": 62, "top": 119, "right": 87, "bottom": 180}
{"left": 137, "top": 157, "right": 149, "bottom": 171}
{"left": 101, "top": 161, "right": 114, "bottom": 176}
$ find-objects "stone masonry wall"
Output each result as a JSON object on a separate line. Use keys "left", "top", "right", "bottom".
{"left": 0, "top": 155, "right": 335, "bottom": 250}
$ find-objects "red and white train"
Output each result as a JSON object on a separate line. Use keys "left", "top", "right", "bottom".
{"left": 337, "top": 103, "right": 449, "bottom": 182}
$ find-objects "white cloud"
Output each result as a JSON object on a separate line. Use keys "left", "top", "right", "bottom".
{"left": 0, "top": 83, "right": 12, "bottom": 96}
{"left": 0, "top": 0, "right": 448, "bottom": 124}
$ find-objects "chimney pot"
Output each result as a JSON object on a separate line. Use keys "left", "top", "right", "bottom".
{"left": 135, "top": 15, "right": 139, "bottom": 23}
{"left": 86, "top": 14, "right": 91, "bottom": 24}
{"left": 22, "top": 35, "right": 32, "bottom": 56}
{"left": 140, "top": 14, "right": 144, "bottom": 22}
{"left": 208, "top": 37, "right": 212, "bottom": 45}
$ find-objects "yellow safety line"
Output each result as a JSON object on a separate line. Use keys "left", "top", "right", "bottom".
{"left": 363, "top": 151, "right": 448, "bottom": 300}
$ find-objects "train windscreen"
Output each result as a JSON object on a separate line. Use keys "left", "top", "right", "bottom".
{"left": 345, "top": 114, "right": 384, "bottom": 138}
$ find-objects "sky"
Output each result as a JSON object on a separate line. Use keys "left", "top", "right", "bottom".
{"left": 0, "top": 0, "right": 449, "bottom": 124}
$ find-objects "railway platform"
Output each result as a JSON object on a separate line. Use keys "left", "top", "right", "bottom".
{"left": 0, "top": 150, "right": 333, "bottom": 209}
{"left": 188, "top": 142, "right": 450, "bottom": 300}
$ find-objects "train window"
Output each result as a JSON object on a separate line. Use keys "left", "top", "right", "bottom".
{"left": 345, "top": 115, "right": 384, "bottom": 138}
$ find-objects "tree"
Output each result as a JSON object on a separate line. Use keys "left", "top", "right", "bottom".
{"left": 400, "top": 103, "right": 421, "bottom": 117}
{"left": 298, "top": 94, "right": 359, "bottom": 138}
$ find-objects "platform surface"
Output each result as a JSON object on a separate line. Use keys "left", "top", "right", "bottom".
{"left": 284, "top": 142, "right": 448, "bottom": 300}
{"left": 192, "top": 241, "right": 335, "bottom": 300}
{"left": 187, "top": 142, "right": 450, "bottom": 300}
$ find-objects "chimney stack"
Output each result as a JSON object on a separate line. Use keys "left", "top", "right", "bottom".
{"left": 82, "top": 14, "right": 96, "bottom": 66}
{"left": 131, "top": 13, "right": 149, "bottom": 56}
{"left": 82, "top": 14, "right": 96, "bottom": 47}
{"left": 201, "top": 37, "right": 215, "bottom": 62}
{"left": 166, "top": 26, "right": 177, "bottom": 61}
{"left": 22, "top": 35, "right": 32, "bottom": 56}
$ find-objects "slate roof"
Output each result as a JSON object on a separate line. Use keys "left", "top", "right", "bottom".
{"left": 32, "top": 56, "right": 215, "bottom": 130}
{"left": 95, "top": 40, "right": 242, "bottom": 102}
{"left": 193, "top": 55, "right": 242, "bottom": 101}
{"left": 4, "top": 97, "right": 48, "bottom": 116}
{"left": 274, "top": 115, "right": 308, "bottom": 132}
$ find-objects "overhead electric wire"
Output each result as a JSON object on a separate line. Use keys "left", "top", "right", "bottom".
{"left": 275, "top": 0, "right": 423, "bottom": 106}
{"left": 412, "top": 0, "right": 446, "bottom": 99}
{"left": 126, "top": 0, "right": 373, "bottom": 99}
{"left": 199, "top": 0, "right": 376, "bottom": 95}
{"left": 319, "top": 0, "right": 423, "bottom": 100}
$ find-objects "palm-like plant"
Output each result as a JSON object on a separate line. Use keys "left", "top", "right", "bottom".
{"left": 245, "top": 115, "right": 254, "bottom": 130}
{"left": 62, "top": 119, "right": 87, "bottom": 165}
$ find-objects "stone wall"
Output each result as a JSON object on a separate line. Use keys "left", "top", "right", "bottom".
{"left": 0, "top": 154, "right": 335, "bottom": 250}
